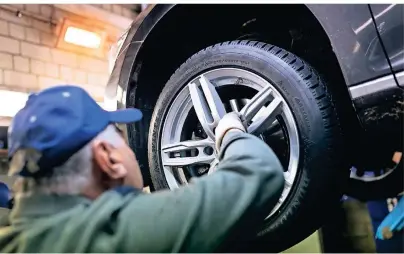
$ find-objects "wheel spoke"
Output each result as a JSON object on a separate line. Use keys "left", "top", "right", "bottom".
{"left": 229, "top": 99, "right": 240, "bottom": 112}
{"left": 247, "top": 97, "right": 283, "bottom": 135}
{"left": 199, "top": 75, "right": 227, "bottom": 121}
{"left": 188, "top": 75, "right": 226, "bottom": 139}
{"left": 162, "top": 139, "right": 215, "bottom": 167}
{"left": 240, "top": 85, "right": 273, "bottom": 123}
{"left": 251, "top": 106, "right": 267, "bottom": 122}
{"left": 239, "top": 85, "right": 283, "bottom": 136}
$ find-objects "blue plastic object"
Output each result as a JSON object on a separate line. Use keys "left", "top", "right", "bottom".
{"left": 0, "top": 182, "right": 10, "bottom": 208}
{"left": 376, "top": 196, "right": 404, "bottom": 240}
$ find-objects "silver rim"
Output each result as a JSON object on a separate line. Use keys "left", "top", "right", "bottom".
{"left": 160, "top": 68, "right": 300, "bottom": 218}
{"left": 349, "top": 166, "right": 397, "bottom": 182}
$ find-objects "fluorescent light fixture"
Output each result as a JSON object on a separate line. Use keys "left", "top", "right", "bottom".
{"left": 64, "top": 26, "right": 102, "bottom": 49}
{"left": 58, "top": 19, "right": 106, "bottom": 58}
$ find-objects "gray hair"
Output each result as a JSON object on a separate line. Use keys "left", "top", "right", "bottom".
{"left": 13, "top": 125, "right": 125, "bottom": 196}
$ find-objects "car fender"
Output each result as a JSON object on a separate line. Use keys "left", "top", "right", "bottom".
{"left": 106, "top": 4, "right": 393, "bottom": 111}
{"left": 105, "top": 4, "right": 173, "bottom": 111}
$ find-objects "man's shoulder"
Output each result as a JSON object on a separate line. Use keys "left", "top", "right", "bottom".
{"left": 0, "top": 189, "right": 145, "bottom": 252}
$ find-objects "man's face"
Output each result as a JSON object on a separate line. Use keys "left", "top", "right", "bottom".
{"left": 91, "top": 127, "right": 144, "bottom": 190}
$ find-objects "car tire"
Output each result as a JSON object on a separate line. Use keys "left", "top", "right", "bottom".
{"left": 148, "top": 40, "right": 346, "bottom": 251}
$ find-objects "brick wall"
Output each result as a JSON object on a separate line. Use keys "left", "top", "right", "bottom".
{"left": 91, "top": 4, "right": 139, "bottom": 19}
{"left": 0, "top": 4, "right": 137, "bottom": 102}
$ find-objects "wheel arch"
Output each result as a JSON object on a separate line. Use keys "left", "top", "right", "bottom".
{"left": 106, "top": 4, "right": 359, "bottom": 186}
{"left": 106, "top": 4, "right": 356, "bottom": 109}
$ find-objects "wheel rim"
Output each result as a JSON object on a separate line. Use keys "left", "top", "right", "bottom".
{"left": 349, "top": 167, "right": 397, "bottom": 182}
{"left": 160, "top": 68, "right": 300, "bottom": 219}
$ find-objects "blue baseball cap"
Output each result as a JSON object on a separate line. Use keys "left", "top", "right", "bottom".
{"left": 8, "top": 85, "right": 142, "bottom": 177}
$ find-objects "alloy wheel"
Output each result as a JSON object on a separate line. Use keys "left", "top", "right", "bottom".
{"left": 160, "top": 68, "right": 300, "bottom": 218}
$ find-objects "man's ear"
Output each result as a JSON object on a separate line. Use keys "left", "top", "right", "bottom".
{"left": 92, "top": 140, "right": 127, "bottom": 179}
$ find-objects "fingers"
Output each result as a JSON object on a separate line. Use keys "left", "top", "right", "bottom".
{"left": 215, "top": 112, "right": 247, "bottom": 152}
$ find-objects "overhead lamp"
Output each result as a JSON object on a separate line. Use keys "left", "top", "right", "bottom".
{"left": 64, "top": 26, "right": 102, "bottom": 49}
{"left": 57, "top": 19, "right": 106, "bottom": 57}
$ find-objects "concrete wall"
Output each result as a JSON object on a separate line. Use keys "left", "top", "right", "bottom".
{"left": 0, "top": 4, "right": 138, "bottom": 102}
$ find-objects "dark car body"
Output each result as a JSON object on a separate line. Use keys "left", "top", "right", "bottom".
{"left": 107, "top": 4, "right": 403, "bottom": 182}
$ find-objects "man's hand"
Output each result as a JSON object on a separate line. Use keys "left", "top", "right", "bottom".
{"left": 215, "top": 112, "right": 246, "bottom": 152}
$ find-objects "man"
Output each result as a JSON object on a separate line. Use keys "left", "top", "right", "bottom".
{"left": 0, "top": 85, "right": 284, "bottom": 252}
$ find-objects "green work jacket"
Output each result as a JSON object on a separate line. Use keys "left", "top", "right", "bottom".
{"left": 0, "top": 132, "right": 284, "bottom": 252}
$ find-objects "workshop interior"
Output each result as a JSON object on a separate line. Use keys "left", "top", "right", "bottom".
{"left": 0, "top": 3, "right": 403, "bottom": 253}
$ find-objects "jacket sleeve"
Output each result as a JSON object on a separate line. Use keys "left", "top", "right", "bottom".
{"left": 117, "top": 131, "right": 285, "bottom": 252}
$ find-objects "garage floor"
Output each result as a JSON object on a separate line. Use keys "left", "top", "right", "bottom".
{"left": 283, "top": 232, "right": 321, "bottom": 253}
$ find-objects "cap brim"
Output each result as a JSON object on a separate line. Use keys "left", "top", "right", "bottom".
{"left": 108, "top": 108, "right": 143, "bottom": 123}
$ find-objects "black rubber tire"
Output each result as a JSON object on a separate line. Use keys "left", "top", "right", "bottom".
{"left": 148, "top": 40, "right": 346, "bottom": 252}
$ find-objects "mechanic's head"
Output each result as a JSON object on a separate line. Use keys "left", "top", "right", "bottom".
{"left": 8, "top": 85, "right": 143, "bottom": 199}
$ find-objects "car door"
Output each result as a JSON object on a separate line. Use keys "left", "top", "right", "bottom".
{"left": 369, "top": 4, "right": 404, "bottom": 88}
